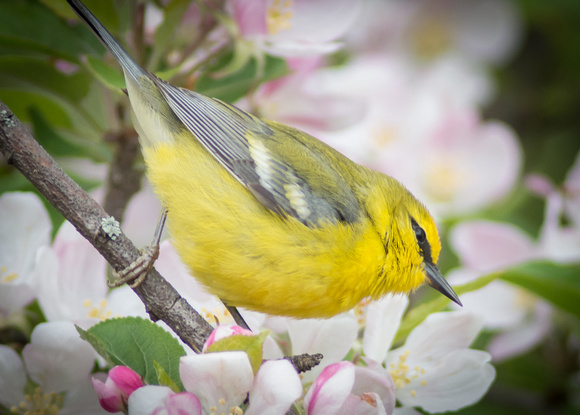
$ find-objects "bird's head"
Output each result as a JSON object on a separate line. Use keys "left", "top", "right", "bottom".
{"left": 364, "top": 176, "right": 461, "bottom": 305}
{"left": 399, "top": 199, "right": 461, "bottom": 305}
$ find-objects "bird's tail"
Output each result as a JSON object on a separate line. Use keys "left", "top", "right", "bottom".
{"left": 67, "top": 0, "right": 145, "bottom": 82}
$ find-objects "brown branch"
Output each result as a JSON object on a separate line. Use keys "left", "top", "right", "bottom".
{"left": 0, "top": 101, "right": 213, "bottom": 353}
{"left": 102, "top": 125, "right": 143, "bottom": 222}
{"left": 0, "top": 101, "right": 322, "bottom": 374}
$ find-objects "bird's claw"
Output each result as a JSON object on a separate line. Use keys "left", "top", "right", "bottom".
{"left": 108, "top": 245, "right": 160, "bottom": 288}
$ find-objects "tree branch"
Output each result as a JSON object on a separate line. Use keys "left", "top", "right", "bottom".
{"left": 102, "top": 125, "right": 143, "bottom": 222}
{"left": 0, "top": 101, "right": 213, "bottom": 353}
{"left": 0, "top": 100, "right": 323, "bottom": 376}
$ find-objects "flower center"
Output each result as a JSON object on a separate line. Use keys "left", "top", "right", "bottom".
{"left": 84, "top": 298, "right": 113, "bottom": 320}
{"left": 10, "top": 387, "right": 63, "bottom": 414}
{"left": 208, "top": 397, "right": 243, "bottom": 415}
{"left": 1, "top": 265, "right": 18, "bottom": 283}
{"left": 424, "top": 158, "right": 465, "bottom": 203}
{"left": 373, "top": 125, "right": 398, "bottom": 148}
{"left": 201, "top": 306, "right": 233, "bottom": 326}
{"left": 266, "top": 0, "right": 293, "bottom": 35}
{"left": 388, "top": 350, "right": 427, "bottom": 397}
{"left": 409, "top": 16, "right": 452, "bottom": 60}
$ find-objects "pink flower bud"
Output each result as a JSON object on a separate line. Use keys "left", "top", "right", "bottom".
{"left": 203, "top": 325, "right": 253, "bottom": 352}
{"left": 92, "top": 366, "right": 143, "bottom": 412}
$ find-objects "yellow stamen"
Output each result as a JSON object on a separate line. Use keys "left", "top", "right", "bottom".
{"left": 388, "top": 350, "right": 428, "bottom": 396}
{"left": 424, "top": 158, "right": 465, "bottom": 203}
{"left": 266, "top": 0, "right": 294, "bottom": 35}
{"left": 410, "top": 16, "right": 452, "bottom": 59}
{"left": 11, "top": 387, "right": 63, "bottom": 414}
{"left": 84, "top": 298, "right": 113, "bottom": 320}
{"left": 2, "top": 272, "right": 18, "bottom": 283}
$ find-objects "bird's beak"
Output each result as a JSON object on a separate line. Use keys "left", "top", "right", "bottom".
{"left": 424, "top": 262, "right": 462, "bottom": 306}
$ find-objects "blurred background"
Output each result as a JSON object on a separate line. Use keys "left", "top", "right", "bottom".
{"left": 0, "top": 0, "right": 579, "bottom": 414}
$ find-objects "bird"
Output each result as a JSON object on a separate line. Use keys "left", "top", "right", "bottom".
{"left": 67, "top": 0, "right": 461, "bottom": 319}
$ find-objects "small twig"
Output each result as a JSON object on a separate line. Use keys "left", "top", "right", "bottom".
{"left": 284, "top": 353, "right": 324, "bottom": 374}
{"left": 175, "top": 0, "right": 226, "bottom": 67}
{"left": 132, "top": 1, "right": 147, "bottom": 67}
{"left": 102, "top": 127, "right": 143, "bottom": 222}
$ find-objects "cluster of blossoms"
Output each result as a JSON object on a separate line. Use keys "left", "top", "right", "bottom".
{"left": 1, "top": 0, "right": 578, "bottom": 414}
{"left": 0, "top": 191, "right": 495, "bottom": 414}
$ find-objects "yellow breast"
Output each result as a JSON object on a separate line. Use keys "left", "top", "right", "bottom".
{"left": 143, "top": 138, "right": 389, "bottom": 318}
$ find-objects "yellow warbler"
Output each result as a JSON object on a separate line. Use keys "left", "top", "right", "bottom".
{"left": 67, "top": 0, "right": 461, "bottom": 318}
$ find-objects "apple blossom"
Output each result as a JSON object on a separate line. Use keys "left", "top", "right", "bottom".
{"left": 386, "top": 311, "right": 495, "bottom": 413}
{"left": 447, "top": 219, "right": 554, "bottom": 360}
{"left": 304, "top": 360, "right": 395, "bottom": 415}
{"left": 92, "top": 366, "right": 144, "bottom": 413}
{"left": 231, "top": 0, "right": 362, "bottom": 57}
{"left": 128, "top": 386, "right": 202, "bottom": 415}
{"left": 34, "top": 221, "right": 146, "bottom": 327}
{"left": 0, "top": 321, "right": 105, "bottom": 414}
{"left": 0, "top": 192, "right": 51, "bottom": 320}
{"left": 202, "top": 324, "right": 254, "bottom": 352}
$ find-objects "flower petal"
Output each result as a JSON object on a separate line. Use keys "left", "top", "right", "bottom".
{"left": 287, "top": 314, "right": 358, "bottom": 382}
{"left": 128, "top": 385, "right": 172, "bottom": 415}
{"left": 352, "top": 362, "right": 395, "bottom": 415}
{"left": 36, "top": 221, "right": 108, "bottom": 323}
{"left": 109, "top": 366, "right": 144, "bottom": 398}
{"left": 0, "top": 192, "right": 51, "bottom": 317}
{"left": 22, "top": 321, "right": 96, "bottom": 393}
{"left": 391, "top": 311, "right": 482, "bottom": 361}
{"left": 339, "top": 392, "right": 387, "bottom": 415}
{"left": 180, "top": 351, "right": 253, "bottom": 413}
{"left": 92, "top": 375, "right": 124, "bottom": 413}
{"left": 363, "top": 294, "right": 408, "bottom": 362}
{"left": 398, "top": 350, "right": 495, "bottom": 413}
{"left": 246, "top": 360, "right": 302, "bottom": 415}
{"left": 0, "top": 345, "right": 26, "bottom": 407}
{"left": 304, "top": 361, "right": 355, "bottom": 415}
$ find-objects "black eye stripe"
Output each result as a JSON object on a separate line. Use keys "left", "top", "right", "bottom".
{"left": 410, "top": 217, "right": 433, "bottom": 264}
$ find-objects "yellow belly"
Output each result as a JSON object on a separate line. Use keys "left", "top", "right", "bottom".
{"left": 143, "top": 138, "right": 387, "bottom": 318}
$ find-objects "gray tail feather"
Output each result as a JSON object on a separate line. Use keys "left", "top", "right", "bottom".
{"left": 67, "top": 0, "right": 145, "bottom": 81}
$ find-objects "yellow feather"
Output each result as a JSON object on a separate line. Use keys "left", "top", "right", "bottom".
{"left": 68, "top": 0, "right": 461, "bottom": 319}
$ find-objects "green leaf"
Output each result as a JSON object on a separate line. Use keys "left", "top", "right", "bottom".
{"left": 206, "top": 331, "right": 268, "bottom": 374}
{"left": 83, "top": 317, "right": 186, "bottom": 388}
{"left": 76, "top": 325, "right": 114, "bottom": 366}
{"left": 0, "top": 0, "right": 103, "bottom": 61}
{"left": 395, "top": 271, "right": 502, "bottom": 344}
{"left": 0, "top": 56, "right": 104, "bottom": 133}
{"left": 500, "top": 261, "right": 580, "bottom": 318}
{"left": 85, "top": 55, "right": 126, "bottom": 91}
{"left": 28, "top": 106, "right": 88, "bottom": 158}
{"left": 149, "top": 0, "right": 194, "bottom": 71}
{"left": 154, "top": 360, "right": 181, "bottom": 393}
{"left": 0, "top": 56, "right": 92, "bottom": 105}
{"left": 196, "top": 54, "right": 289, "bottom": 103}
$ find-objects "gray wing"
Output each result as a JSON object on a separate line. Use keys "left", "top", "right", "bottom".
{"left": 152, "top": 77, "right": 345, "bottom": 226}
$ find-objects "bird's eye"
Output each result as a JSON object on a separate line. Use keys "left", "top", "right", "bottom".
{"left": 413, "top": 224, "right": 426, "bottom": 243}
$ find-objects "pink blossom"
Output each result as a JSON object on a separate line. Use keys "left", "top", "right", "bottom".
{"left": 250, "top": 57, "right": 366, "bottom": 133}
{"left": 304, "top": 361, "right": 395, "bottom": 415}
{"left": 0, "top": 192, "right": 51, "bottom": 318}
{"left": 128, "top": 386, "right": 201, "bottom": 415}
{"left": 202, "top": 324, "right": 254, "bottom": 352}
{"left": 448, "top": 221, "right": 552, "bottom": 360}
{"left": 92, "top": 366, "right": 143, "bottom": 413}
{"left": 231, "top": 0, "right": 362, "bottom": 56}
